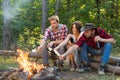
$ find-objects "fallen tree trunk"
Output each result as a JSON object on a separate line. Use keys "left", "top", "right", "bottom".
{"left": 91, "top": 56, "right": 120, "bottom": 65}
{"left": 0, "top": 50, "right": 42, "bottom": 58}
{"left": 90, "top": 62, "right": 120, "bottom": 74}
{"left": 0, "top": 50, "right": 120, "bottom": 65}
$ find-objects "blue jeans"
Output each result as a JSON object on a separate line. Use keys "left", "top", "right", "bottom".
{"left": 81, "top": 42, "right": 112, "bottom": 65}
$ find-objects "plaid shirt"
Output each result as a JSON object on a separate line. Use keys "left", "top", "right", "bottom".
{"left": 43, "top": 24, "right": 68, "bottom": 41}
{"left": 76, "top": 28, "right": 113, "bottom": 49}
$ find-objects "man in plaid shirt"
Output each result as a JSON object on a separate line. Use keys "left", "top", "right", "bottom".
{"left": 38, "top": 15, "right": 68, "bottom": 70}
{"left": 58, "top": 23, "right": 116, "bottom": 75}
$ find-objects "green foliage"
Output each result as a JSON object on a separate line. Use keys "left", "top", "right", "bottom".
{"left": 0, "top": 0, "right": 120, "bottom": 50}
{"left": 17, "top": 27, "right": 42, "bottom": 51}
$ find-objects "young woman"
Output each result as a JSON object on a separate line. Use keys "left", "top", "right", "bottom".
{"left": 54, "top": 21, "right": 84, "bottom": 71}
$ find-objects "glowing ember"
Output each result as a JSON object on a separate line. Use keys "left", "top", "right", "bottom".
{"left": 16, "top": 49, "right": 45, "bottom": 75}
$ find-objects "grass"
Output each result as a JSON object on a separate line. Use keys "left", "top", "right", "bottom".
{"left": 0, "top": 48, "right": 120, "bottom": 80}
{"left": 0, "top": 56, "right": 18, "bottom": 70}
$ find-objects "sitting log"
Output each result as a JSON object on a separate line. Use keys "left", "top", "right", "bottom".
{"left": 0, "top": 50, "right": 42, "bottom": 58}
{"left": 90, "top": 62, "right": 120, "bottom": 74}
{"left": 91, "top": 56, "right": 120, "bottom": 65}
{"left": 0, "top": 50, "right": 120, "bottom": 66}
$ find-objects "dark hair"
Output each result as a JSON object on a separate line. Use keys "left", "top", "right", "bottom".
{"left": 84, "top": 23, "right": 95, "bottom": 31}
{"left": 70, "top": 21, "right": 83, "bottom": 34}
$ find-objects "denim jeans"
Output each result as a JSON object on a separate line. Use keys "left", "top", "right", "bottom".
{"left": 81, "top": 42, "right": 112, "bottom": 65}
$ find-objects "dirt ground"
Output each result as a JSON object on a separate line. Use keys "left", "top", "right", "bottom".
{"left": 58, "top": 68, "right": 119, "bottom": 80}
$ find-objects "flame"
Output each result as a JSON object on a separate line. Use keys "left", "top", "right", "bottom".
{"left": 16, "top": 49, "right": 45, "bottom": 75}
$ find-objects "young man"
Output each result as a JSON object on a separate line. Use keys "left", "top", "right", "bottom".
{"left": 58, "top": 23, "right": 115, "bottom": 75}
{"left": 38, "top": 15, "right": 68, "bottom": 70}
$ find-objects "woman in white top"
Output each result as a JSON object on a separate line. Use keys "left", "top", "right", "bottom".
{"left": 55, "top": 21, "right": 84, "bottom": 71}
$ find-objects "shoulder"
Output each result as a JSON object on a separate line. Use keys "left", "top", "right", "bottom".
{"left": 58, "top": 24, "right": 67, "bottom": 29}
{"left": 46, "top": 26, "right": 52, "bottom": 31}
{"left": 96, "top": 27, "right": 106, "bottom": 34}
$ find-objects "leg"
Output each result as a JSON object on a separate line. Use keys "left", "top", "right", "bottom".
{"left": 101, "top": 43, "right": 112, "bottom": 64}
{"left": 57, "top": 46, "right": 67, "bottom": 70}
{"left": 69, "top": 53, "right": 76, "bottom": 71}
{"left": 78, "top": 43, "right": 90, "bottom": 72}
{"left": 74, "top": 47, "right": 81, "bottom": 69}
{"left": 98, "top": 43, "right": 112, "bottom": 75}
{"left": 41, "top": 43, "right": 49, "bottom": 66}
{"left": 80, "top": 43, "right": 89, "bottom": 64}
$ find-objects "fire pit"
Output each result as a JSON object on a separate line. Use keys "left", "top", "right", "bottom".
{"left": 0, "top": 49, "right": 61, "bottom": 80}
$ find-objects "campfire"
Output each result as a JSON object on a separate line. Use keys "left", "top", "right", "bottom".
{"left": 0, "top": 49, "right": 60, "bottom": 80}
{"left": 17, "top": 49, "right": 45, "bottom": 75}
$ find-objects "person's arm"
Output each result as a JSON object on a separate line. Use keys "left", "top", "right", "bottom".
{"left": 95, "top": 28, "right": 116, "bottom": 44}
{"left": 55, "top": 34, "right": 73, "bottom": 50}
{"left": 59, "top": 45, "right": 79, "bottom": 60}
{"left": 38, "top": 29, "right": 50, "bottom": 50}
{"left": 95, "top": 36, "right": 116, "bottom": 44}
{"left": 38, "top": 39, "right": 47, "bottom": 50}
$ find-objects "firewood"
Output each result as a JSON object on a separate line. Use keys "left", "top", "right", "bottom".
{"left": 8, "top": 72, "right": 20, "bottom": 80}
{"left": 0, "top": 71, "right": 12, "bottom": 79}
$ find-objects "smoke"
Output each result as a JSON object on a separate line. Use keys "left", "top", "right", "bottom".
{"left": 3, "top": 0, "right": 32, "bottom": 20}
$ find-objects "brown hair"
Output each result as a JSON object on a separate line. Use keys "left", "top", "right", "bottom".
{"left": 70, "top": 21, "right": 83, "bottom": 34}
{"left": 48, "top": 15, "right": 59, "bottom": 23}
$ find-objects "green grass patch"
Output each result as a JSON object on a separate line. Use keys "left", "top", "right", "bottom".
{"left": 0, "top": 56, "right": 18, "bottom": 70}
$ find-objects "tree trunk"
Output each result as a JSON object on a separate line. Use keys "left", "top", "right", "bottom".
{"left": 41, "top": 0, "right": 47, "bottom": 34}
{"left": 95, "top": 0, "right": 101, "bottom": 25}
{"left": 2, "top": 0, "right": 11, "bottom": 50}
{"left": 55, "top": 0, "right": 60, "bottom": 15}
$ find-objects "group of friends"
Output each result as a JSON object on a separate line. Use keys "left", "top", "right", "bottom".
{"left": 37, "top": 15, "right": 116, "bottom": 75}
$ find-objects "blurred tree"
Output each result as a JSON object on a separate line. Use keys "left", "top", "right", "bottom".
{"left": 1, "top": 0, "right": 11, "bottom": 50}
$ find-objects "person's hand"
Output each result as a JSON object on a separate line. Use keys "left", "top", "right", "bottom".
{"left": 54, "top": 46, "right": 58, "bottom": 50}
{"left": 94, "top": 36, "right": 102, "bottom": 42}
{"left": 59, "top": 54, "right": 65, "bottom": 60}
{"left": 47, "top": 41, "right": 54, "bottom": 47}
{"left": 37, "top": 45, "right": 43, "bottom": 51}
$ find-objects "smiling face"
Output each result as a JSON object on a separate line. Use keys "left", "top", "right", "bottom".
{"left": 71, "top": 21, "right": 82, "bottom": 34}
{"left": 50, "top": 19, "right": 59, "bottom": 29}
{"left": 72, "top": 24, "right": 79, "bottom": 34}
{"left": 84, "top": 29, "right": 93, "bottom": 38}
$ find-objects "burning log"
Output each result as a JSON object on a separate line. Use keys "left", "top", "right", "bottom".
{"left": 90, "top": 62, "right": 120, "bottom": 74}
{"left": 0, "top": 48, "right": 60, "bottom": 80}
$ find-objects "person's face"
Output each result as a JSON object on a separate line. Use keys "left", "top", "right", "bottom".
{"left": 72, "top": 24, "right": 78, "bottom": 34}
{"left": 84, "top": 30, "right": 93, "bottom": 38}
{"left": 50, "top": 20, "right": 58, "bottom": 28}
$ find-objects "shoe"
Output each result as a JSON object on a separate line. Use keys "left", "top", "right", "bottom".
{"left": 98, "top": 63, "right": 105, "bottom": 75}
{"left": 58, "top": 64, "right": 64, "bottom": 71}
{"left": 75, "top": 68, "right": 80, "bottom": 72}
{"left": 77, "top": 67, "right": 90, "bottom": 73}
{"left": 70, "top": 68, "right": 75, "bottom": 71}
{"left": 43, "top": 64, "right": 49, "bottom": 67}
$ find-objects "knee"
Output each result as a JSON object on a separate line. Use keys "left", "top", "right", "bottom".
{"left": 82, "top": 43, "right": 87, "bottom": 47}
{"left": 104, "top": 42, "right": 112, "bottom": 48}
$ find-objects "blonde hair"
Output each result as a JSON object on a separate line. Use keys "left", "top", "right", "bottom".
{"left": 48, "top": 15, "right": 59, "bottom": 23}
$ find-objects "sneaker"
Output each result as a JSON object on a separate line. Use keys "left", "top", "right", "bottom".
{"left": 77, "top": 67, "right": 90, "bottom": 73}
{"left": 70, "top": 68, "right": 75, "bottom": 71}
{"left": 43, "top": 64, "right": 49, "bottom": 67}
{"left": 98, "top": 64, "right": 105, "bottom": 75}
{"left": 58, "top": 64, "right": 64, "bottom": 71}
{"left": 75, "top": 68, "right": 80, "bottom": 72}
{"left": 98, "top": 70, "right": 105, "bottom": 75}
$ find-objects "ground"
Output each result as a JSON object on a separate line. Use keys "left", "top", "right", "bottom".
{"left": 0, "top": 50, "right": 120, "bottom": 80}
